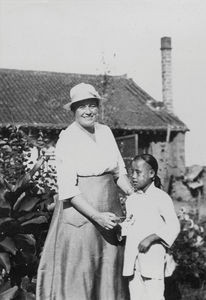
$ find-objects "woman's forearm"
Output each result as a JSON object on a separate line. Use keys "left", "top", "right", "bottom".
{"left": 116, "top": 174, "right": 134, "bottom": 195}
{"left": 68, "top": 194, "right": 117, "bottom": 229}
{"left": 70, "top": 194, "right": 100, "bottom": 220}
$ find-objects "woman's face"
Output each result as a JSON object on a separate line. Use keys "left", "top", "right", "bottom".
{"left": 132, "top": 159, "right": 154, "bottom": 192}
{"left": 74, "top": 99, "right": 99, "bottom": 129}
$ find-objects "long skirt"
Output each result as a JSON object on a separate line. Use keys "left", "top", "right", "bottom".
{"left": 36, "top": 174, "right": 129, "bottom": 300}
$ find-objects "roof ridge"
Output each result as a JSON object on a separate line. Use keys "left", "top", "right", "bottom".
{"left": 125, "top": 78, "right": 188, "bottom": 131}
{"left": 127, "top": 79, "right": 158, "bottom": 102}
{"left": 0, "top": 68, "right": 127, "bottom": 80}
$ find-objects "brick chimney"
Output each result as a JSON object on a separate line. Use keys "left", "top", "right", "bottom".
{"left": 161, "top": 37, "right": 173, "bottom": 112}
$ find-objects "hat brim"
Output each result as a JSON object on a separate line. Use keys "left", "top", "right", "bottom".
{"left": 63, "top": 96, "right": 107, "bottom": 111}
{"left": 63, "top": 102, "right": 72, "bottom": 110}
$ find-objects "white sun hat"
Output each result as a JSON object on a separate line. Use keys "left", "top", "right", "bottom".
{"left": 64, "top": 82, "right": 102, "bottom": 110}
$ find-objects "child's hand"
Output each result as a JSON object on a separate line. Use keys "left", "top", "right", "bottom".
{"left": 119, "top": 214, "right": 134, "bottom": 235}
{"left": 138, "top": 233, "right": 160, "bottom": 253}
{"left": 126, "top": 214, "right": 134, "bottom": 222}
{"left": 122, "top": 214, "right": 135, "bottom": 226}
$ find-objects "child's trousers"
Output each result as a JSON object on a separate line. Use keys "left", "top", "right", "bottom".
{"left": 128, "top": 267, "right": 165, "bottom": 300}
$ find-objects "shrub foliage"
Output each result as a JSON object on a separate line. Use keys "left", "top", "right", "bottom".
{"left": 172, "top": 208, "right": 206, "bottom": 289}
{"left": 0, "top": 126, "right": 57, "bottom": 299}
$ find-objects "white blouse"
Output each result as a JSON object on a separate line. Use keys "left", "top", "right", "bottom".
{"left": 55, "top": 122, "right": 127, "bottom": 201}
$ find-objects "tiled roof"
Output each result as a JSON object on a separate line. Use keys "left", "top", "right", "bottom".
{"left": 0, "top": 68, "right": 188, "bottom": 132}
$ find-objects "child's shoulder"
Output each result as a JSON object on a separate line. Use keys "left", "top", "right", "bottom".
{"left": 127, "top": 192, "right": 143, "bottom": 200}
{"left": 153, "top": 186, "right": 172, "bottom": 202}
{"left": 126, "top": 192, "right": 143, "bottom": 206}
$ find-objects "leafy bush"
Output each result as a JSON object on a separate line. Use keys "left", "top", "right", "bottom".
{"left": 0, "top": 157, "right": 56, "bottom": 299}
{"left": 0, "top": 126, "right": 32, "bottom": 184}
{"left": 171, "top": 208, "right": 206, "bottom": 289}
{"left": 0, "top": 126, "right": 57, "bottom": 299}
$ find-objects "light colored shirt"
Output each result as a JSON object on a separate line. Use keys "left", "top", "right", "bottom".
{"left": 122, "top": 182, "right": 180, "bottom": 278}
{"left": 55, "top": 122, "right": 127, "bottom": 201}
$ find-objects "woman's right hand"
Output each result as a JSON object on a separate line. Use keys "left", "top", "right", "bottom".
{"left": 93, "top": 212, "right": 117, "bottom": 230}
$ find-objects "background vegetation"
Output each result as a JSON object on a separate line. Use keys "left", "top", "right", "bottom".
{"left": 0, "top": 126, "right": 57, "bottom": 299}
{"left": 0, "top": 125, "right": 206, "bottom": 299}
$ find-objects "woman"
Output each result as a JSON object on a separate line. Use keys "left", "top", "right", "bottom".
{"left": 36, "top": 83, "right": 134, "bottom": 300}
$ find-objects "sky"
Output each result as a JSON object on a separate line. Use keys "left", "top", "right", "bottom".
{"left": 0, "top": 0, "right": 206, "bottom": 166}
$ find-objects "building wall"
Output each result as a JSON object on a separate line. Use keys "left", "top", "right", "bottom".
{"left": 169, "top": 132, "right": 186, "bottom": 177}
{"left": 150, "top": 140, "right": 170, "bottom": 190}
{"left": 149, "top": 132, "right": 186, "bottom": 191}
{"left": 115, "top": 130, "right": 186, "bottom": 191}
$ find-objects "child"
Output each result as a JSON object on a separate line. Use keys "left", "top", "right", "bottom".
{"left": 120, "top": 154, "right": 180, "bottom": 300}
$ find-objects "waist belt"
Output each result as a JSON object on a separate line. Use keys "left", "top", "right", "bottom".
{"left": 77, "top": 172, "right": 112, "bottom": 178}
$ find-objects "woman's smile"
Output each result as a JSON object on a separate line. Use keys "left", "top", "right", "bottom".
{"left": 83, "top": 115, "right": 95, "bottom": 120}
{"left": 74, "top": 100, "right": 99, "bottom": 129}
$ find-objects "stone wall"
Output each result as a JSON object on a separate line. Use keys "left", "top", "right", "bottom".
{"left": 170, "top": 166, "right": 206, "bottom": 219}
{"left": 169, "top": 132, "right": 186, "bottom": 177}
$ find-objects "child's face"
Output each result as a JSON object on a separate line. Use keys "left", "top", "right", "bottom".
{"left": 132, "top": 159, "right": 155, "bottom": 192}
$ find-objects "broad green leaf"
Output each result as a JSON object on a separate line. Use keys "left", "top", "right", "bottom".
{"left": 13, "top": 192, "right": 26, "bottom": 211}
{"left": 0, "top": 280, "right": 11, "bottom": 295}
{"left": 2, "top": 178, "right": 13, "bottom": 192}
{"left": 18, "top": 211, "right": 48, "bottom": 224}
{"left": 12, "top": 288, "right": 36, "bottom": 300}
{"left": 0, "top": 217, "right": 14, "bottom": 227}
{"left": 21, "top": 216, "right": 49, "bottom": 234}
{"left": 0, "top": 237, "right": 17, "bottom": 255}
{"left": 0, "top": 252, "right": 11, "bottom": 272}
{"left": 13, "top": 195, "right": 41, "bottom": 212}
{"left": 21, "top": 215, "right": 48, "bottom": 226}
{"left": 14, "top": 248, "right": 36, "bottom": 265}
{"left": 14, "top": 173, "right": 31, "bottom": 193}
{"left": 14, "top": 234, "right": 36, "bottom": 250}
{"left": 14, "top": 157, "right": 44, "bottom": 192}
{"left": 4, "top": 191, "right": 20, "bottom": 208}
{"left": 0, "top": 176, "right": 13, "bottom": 194}
{"left": 0, "top": 285, "right": 18, "bottom": 300}
{"left": 0, "top": 218, "right": 19, "bottom": 236}
{"left": 30, "top": 157, "right": 44, "bottom": 176}
{"left": 0, "top": 195, "right": 11, "bottom": 217}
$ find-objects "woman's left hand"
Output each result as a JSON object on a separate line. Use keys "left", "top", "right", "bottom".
{"left": 93, "top": 212, "right": 117, "bottom": 230}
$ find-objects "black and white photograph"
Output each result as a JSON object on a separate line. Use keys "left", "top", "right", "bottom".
{"left": 0, "top": 1, "right": 206, "bottom": 299}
